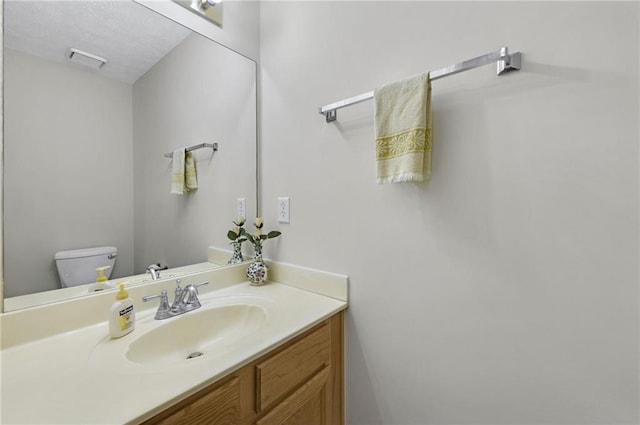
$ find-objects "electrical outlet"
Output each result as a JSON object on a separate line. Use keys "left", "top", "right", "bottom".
{"left": 237, "top": 198, "right": 246, "bottom": 220}
{"left": 278, "top": 197, "right": 290, "bottom": 223}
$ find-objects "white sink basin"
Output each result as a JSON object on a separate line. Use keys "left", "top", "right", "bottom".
{"left": 125, "top": 303, "right": 267, "bottom": 365}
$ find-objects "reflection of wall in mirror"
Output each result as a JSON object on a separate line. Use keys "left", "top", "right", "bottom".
{"left": 4, "top": 48, "right": 135, "bottom": 297}
{"left": 133, "top": 33, "right": 256, "bottom": 274}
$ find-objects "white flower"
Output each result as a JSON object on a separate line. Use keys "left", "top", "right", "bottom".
{"left": 255, "top": 217, "right": 264, "bottom": 228}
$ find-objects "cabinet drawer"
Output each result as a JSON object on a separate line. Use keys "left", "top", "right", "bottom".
{"left": 256, "top": 322, "right": 331, "bottom": 412}
{"left": 145, "top": 377, "right": 240, "bottom": 425}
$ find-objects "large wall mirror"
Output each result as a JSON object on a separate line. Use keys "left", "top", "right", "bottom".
{"left": 2, "top": 0, "right": 257, "bottom": 311}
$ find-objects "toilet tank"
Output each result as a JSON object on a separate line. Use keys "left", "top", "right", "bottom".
{"left": 54, "top": 246, "right": 118, "bottom": 288}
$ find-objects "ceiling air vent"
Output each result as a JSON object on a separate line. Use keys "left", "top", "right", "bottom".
{"left": 65, "top": 48, "right": 108, "bottom": 70}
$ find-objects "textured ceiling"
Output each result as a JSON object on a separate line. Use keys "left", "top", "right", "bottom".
{"left": 4, "top": 0, "right": 192, "bottom": 84}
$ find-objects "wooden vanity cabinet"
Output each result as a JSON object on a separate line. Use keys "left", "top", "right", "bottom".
{"left": 144, "top": 311, "right": 344, "bottom": 425}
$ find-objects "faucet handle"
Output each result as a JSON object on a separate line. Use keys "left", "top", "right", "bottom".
{"left": 142, "top": 290, "right": 167, "bottom": 303}
{"left": 142, "top": 290, "right": 172, "bottom": 320}
{"left": 193, "top": 281, "right": 209, "bottom": 292}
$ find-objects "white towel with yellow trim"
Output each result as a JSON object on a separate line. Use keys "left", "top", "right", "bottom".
{"left": 185, "top": 151, "right": 198, "bottom": 191}
{"left": 374, "top": 72, "right": 432, "bottom": 184}
{"left": 170, "top": 149, "right": 198, "bottom": 194}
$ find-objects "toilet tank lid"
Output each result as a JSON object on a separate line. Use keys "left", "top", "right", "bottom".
{"left": 54, "top": 246, "right": 117, "bottom": 260}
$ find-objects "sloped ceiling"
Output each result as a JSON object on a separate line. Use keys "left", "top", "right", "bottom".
{"left": 4, "top": 0, "right": 192, "bottom": 84}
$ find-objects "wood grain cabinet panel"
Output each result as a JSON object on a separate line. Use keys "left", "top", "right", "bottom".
{"left": 144, "top": 376, "right": 240, "bottom": 425}
{"left": 145, "top": 312, "right": 344, "bottom": 425}
{"left": 256, "top": 368, "right": 329, "bottom": 425}
{"left": 256, "top": 323, "right": 331, "bottom": 412}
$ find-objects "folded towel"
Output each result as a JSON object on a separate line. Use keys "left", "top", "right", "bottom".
{"left": 170, "top": 149, "right": 199, "bottom": 195}
{"left": 170, "top": 149, "right": 186, "bottom": 195}
{"left": 374, "top": 72, "right": 432, "bottom": 184}
{"left": 185, "top": 151, "right": 198, "bottom": 191}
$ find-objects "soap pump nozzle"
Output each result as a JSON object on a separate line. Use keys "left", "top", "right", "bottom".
{"left": 96, "top": 266, "right": 111, "bottom": 283}
{"left": 115, "top": 282, "right": 130, "bottom": 300}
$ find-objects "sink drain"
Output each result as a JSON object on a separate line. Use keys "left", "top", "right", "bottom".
{"left": 186, "top": 351, "right": 204, "bottom": 359}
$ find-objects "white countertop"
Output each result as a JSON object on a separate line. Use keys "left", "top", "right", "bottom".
{"left": 0, "top": 261, "right": 348, "bottom": 425}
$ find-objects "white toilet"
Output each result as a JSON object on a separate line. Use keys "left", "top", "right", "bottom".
{"left": 54, "top": 246, "right": 118, "bottom": 288}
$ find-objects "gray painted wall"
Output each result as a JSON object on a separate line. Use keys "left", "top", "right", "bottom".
{"left": 259, "top": 2, "right": 639, "bottom": 423}
{"left": 3, "top": 49, "right": 134, "bottom": 297}
{"left": 132, "top": 33, "right": 256, "bottom": 273}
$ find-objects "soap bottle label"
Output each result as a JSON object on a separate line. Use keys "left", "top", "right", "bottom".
{"left": 118, "top": 305, "right": 134, "bottom": 331}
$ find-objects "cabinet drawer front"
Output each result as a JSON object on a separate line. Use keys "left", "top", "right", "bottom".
{"left": 148, "top": 377, "right": 240, "bottom": 425}
{"left": 256, "top": 323, "right": 331, "bottom": 412}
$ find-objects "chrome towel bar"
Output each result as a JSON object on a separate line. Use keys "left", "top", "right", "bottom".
{"left": 164, "top": 142, "right": 218, "bottom": 158}
{"left": 318, "top": 46, "right": 521, "bottom": 122}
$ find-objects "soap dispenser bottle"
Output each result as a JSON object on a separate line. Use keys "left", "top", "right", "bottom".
{"left": 109, "top": 282, "right": 135, "bottom": 339}
{"left": 89, "top": 266, "right": 113, "bottom": 293}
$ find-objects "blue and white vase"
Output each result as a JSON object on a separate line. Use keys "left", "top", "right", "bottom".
{"left": 227, "top": 241, "right": 244, "bottom": 265}
{"left": 246, "top": 246, "right": 268, "bottom": 285}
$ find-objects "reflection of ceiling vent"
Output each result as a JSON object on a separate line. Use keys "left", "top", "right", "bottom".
{"left": 65, "top": 48, "right": 108, "bottom": 70}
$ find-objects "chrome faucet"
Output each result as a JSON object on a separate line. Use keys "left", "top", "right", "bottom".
{"left": 146, "top": 263, "right": 168, "bottom": 280}
{"left": 143, "top": 280, "right": 209, "bottom": 320}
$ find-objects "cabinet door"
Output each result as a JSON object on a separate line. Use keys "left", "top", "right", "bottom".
{"left": 256, "top": 368, "right": 329, "bottom": 425}
{"left": 256, "top": 323, "right": 331, "bottom": 413}
{"left": 278, "top": 388, "right": 325, "bottom": 425}
{"left": 145, "top": 376, "right": 240, "bottom": 425}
